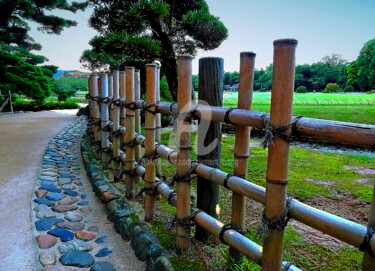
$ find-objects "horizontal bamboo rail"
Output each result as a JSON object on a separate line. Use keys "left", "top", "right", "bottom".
{"left": 135, "top": 101, "right": 375, "bottom": 148}
{"left": 130, "top": 135, "right": 374, "bottom": 253}
{"left": 132, "top": 164, "right": 301, "bottom": 271}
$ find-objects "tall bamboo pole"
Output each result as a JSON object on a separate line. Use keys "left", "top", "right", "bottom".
{"left": 155, "top": 65, "right": 162, "bottom": 178}
{"left": 362, "top": 184, "right": 375, "bottom": 270}
{"left": 125, "top": 67, "right": 135, "bottom": 198}
{"left": 134, "top": 70, "right": 141, "bottom": 162}
{"left": 196, "top": 57, "right": 223, "bottom": 241}
{"left": 230, "top": 52, "right": 256, "bottom": 257}
{"left": 262, "top": 39, "right": 298, "bottom": 271}
{"left": 108, "top": 75, "right": 114, "bottom": 123}
{"left": 112, "top": 71, "right": 121, "bottom": 179}
{"left": 176, "top": 55, "right": 193, "bottom": 253}
{"left": 100, "top": 74, "right": 111, "bottom": 168}
{"left": 144, "top": 64, "right": 157, "bottom": 221}
{"left": 120, "top": 71, "right": 127, "bottom": 149}
{"left": 91, "top": 74, "right": 101, "bottom": 153}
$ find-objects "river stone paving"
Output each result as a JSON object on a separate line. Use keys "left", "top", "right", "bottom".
{"left": 31, "top": 117, "right": 144, "bottom": 270}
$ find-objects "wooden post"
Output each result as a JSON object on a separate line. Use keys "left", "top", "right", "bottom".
{"left": 8, "top": 90, "right": 13, "bottom": 113}
{"left": 230, "top": 52, "right": 256, "bottom": 257}
{"left": 196, "top": 57, "right": 224, "bottom": 241}
{"left": 125, "top": 67, "right": 136, "bottom": 198}
{"left": 112, "top": 71, "right": 121, "bottom": 179}
{"left": 144, "top": 64, "right": 157, "bottom": 221}
{"left": 108, "top": 75, "right": 114, "bottom": 122}
{"left": 155, "top": 65, "right": 162, "bottom": 178}
{"left": 134, "top": 70, "right": 141, "bottom": 162}
{"left": 362, "top": 184, "right": 375, "bottom": 270}
{"left": 100, "top": 74, "right": 111, "bottom": 169}
{"left": 262, "top": 39, "right": 298, "bottom": 271}
{"left": 120, "top": 71, "right": 127, "bottom": 150}
{"left": 176, "top": 55, "right": 193, "bottom": 253}
{"left": 91, "top": 74, "right": 101, "bottom": 153}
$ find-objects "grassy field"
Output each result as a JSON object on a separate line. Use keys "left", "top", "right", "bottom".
{"left": 149, "top": 130, "right": 374, "bottom": 271}
{"left": 219, "top": 92, "right": 375, "bottom": 125}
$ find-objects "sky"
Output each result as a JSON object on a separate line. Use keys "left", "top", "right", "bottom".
{"left": 29, "top": 0, "right": 375, "bottom": 74}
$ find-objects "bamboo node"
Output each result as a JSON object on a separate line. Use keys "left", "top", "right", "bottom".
{"left": 261, "top": 115, "right": 303, "bottom": 148}
{"left": 360, "top": 226, "right": 375, "bottom": 256}
{"left": 257, "top": 197, "right": 293, "bottom": 236}
{"left": 136, "top": 181, "right": 162, "bottom": 198}
{"left": 223, "top": 173, "right": 233, "bottom": 189}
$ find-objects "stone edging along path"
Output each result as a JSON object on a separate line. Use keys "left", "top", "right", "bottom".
{"left": 31, "top": 116, "right": 145, "bottom": 271}
{"left": 80, "top": 132, "right": 175, "bottom": 271}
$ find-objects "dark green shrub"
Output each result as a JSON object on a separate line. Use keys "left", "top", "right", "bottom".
{"left": 160, "top": 76, "right": 173, "bottom": 102}
{"left": 344, "top": 85, "right": 355, "bottom": 92}
{"left": 324, "top": 83, "right": 340, "bottom": 93}
{"left": 295, "top": 86, "right": 307, "bottom": 93}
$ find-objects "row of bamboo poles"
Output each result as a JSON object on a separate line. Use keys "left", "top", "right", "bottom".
{"left": 87, "top": 39, "right": 375, "bottom": 270}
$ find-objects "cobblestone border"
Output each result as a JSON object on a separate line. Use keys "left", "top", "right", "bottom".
{"left": 81, "top": 133, "right": 175, "bottom": 271}
{"left": 31, "top": 116, "right": 119, "bottom": 270}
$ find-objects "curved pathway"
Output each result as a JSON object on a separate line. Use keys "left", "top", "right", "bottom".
{"left": 0, "top": 111, "right": 144, "bottom": 271}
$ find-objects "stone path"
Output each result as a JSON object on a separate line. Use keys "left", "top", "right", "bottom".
{"left": 31, "top": 117, "right": 144, "bottom": 270}
{"left": 0, "top": 110, "right": 77, "bottom": 271}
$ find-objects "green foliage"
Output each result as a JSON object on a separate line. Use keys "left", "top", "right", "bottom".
{"left": 0, "top": 50, "right": 50, "bottom": 102}
{"left": 295, "top": 86, "right": 307, "bottom": 93}
{"left": 192, "top": 74, "right": 199, "bottom": 91}
{"left": 160, "top": 76, "right": 173, "bottom": 102}
{"left": 0, "top": 0, "right": 86, "bottom": 50}
{"left": 223, "top": 72, "right": 231, "bottom": 85}
{"left": 84, "top": 0, "right": 228, "bottom": 100}
{"left": 53, "top": 77, "right": 87, "bottom": 101}
{"left": 40, "top": 65, "right": 59, "bottom": 78}
{"left": 324, "top": 83, "right": 340, "bottom": 93}
{"left": 12, "top": 98, "right": 79, "bottom": 111}
{"left": 229, "top": 71, "right": 240, "bottom": 85}
{"left": 344, "top": 85, "right": 355, "bottom": 92}
{"left": 357, "top": 38, "right": 375, "bottom": 91}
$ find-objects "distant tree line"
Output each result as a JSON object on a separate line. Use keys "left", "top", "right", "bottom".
{"left": 208, "top": 40, "right": 375, "bottom": 93}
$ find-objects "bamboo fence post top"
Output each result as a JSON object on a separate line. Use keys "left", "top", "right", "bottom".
{"left": 176, "top": 55, "right": 193, "bottom": 254}
{"left": 125, "top": 67, "right": 136, "bottom": 199}
{"left": 144, "top": 63, "right": 158, "bottom": 222}
{"left": 231, "top": 51, "right": 255, "bottom": 258}
{"left": 262, "top": 39, "right": 297, "bottom": 271}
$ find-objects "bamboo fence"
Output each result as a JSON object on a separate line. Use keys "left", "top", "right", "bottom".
{"left": 86, "top": 39, "right": 375, "bottom": 270}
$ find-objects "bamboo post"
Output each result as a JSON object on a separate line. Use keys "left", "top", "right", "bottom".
{"left": 262, "top": 39, "right": 298, "bottom": 271}
{"left": 155, "top": 65, "right": 162, "bottom": 178}
{"left": 144, "top": 64, "right": 158, "bottom": 221}
{"left": 108, "top": 75, "right": 114, "bottom": 122}
{"left": 8, "top": 90, "right": 13, "bottom": 113}
{"left": 196, "top": 57, "right": 223, "bottom": 241}
{"left": 125, "top": 67, "right": 136, "bottom": 198}
{"left": 362, "top": 184, "right": 375, "bottom": 270}
{"left": 176, "top": 55, "right": 193, "bottom": 253}
{"left": 120, "top": 71, "right": 127, "bottom": 150}
{"left": 91, "top": 74, "right": 101, "bottom": 153}
{"left": 112, "top": 71, "right": 121, "bottom": 179}
{"left": 100, "top": 74, "right": 111, "bottom": 169}
{"left": 230, "top": 52, "right": 256, "bottom": 257}
{"left": 134, "top": 70, "right": 141, "bottom": 162}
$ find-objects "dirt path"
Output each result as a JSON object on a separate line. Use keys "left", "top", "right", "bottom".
{"left": 0, "top": 111, "right": 77, "bottom": 270}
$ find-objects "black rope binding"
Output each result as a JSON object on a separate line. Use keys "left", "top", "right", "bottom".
{"left": 100, "top": 96, "right": 111, "bottom": 104}
{"left": 143, "top": 103, "right": 158, "bottom": 114}
{"left": 101, "top": 125, "right": 110, "bottom": 132}
{"left": 167, "top": 191, "right": 177, "bottom": 205}
{"left": 360, "top": 226, "right": 375, "bottom": 256}
{"left": 176, "top": 162, "right": 198, "bottom": 183}
{"left": 165, "top": 209, "right": 203, "bottom": 231}
{"left": 261, "top": 115, "right": 303, "bottom": 149}
{"left": 136, "top": 181, "right": 162, "bottom": 198}
{"left": 112, "top": 98, "right": 121, "bottom": 107}
{"left": 219, "top": 223, "right": 234, "bottom": 244}
{"left": 122, "top": 137, "right": 138, "bottom": 148}
{"left": 224, "top": 107, "right": 237, "bottom": 125}
{"left": 223, "top": 174, "right": 233, "bottom": 190}
{"left": 257, "top": 197, "right": 293, "bottom": 236}
{"left": 125, "top": 101, "right": 137, "bottom": 110}
{"left": 282, "top": 261, "right": 293, "bottom": 271}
